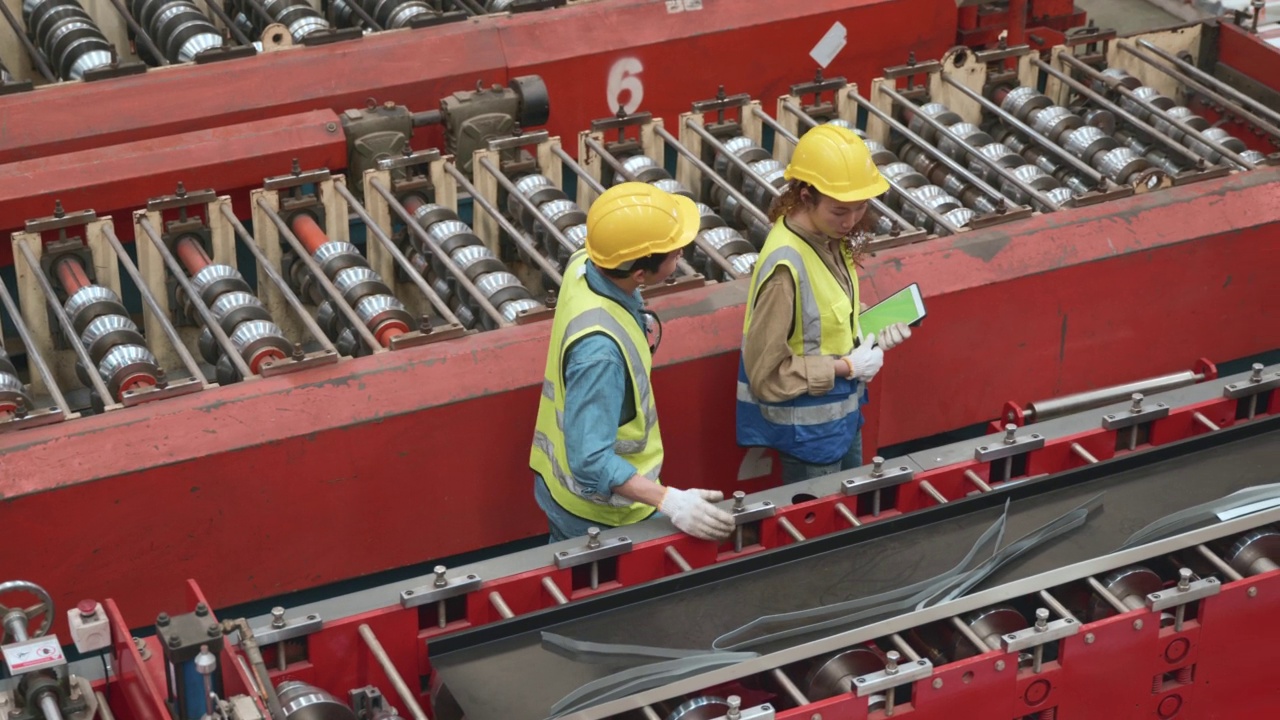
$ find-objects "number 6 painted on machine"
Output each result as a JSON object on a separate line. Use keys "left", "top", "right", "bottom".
{"left": 607, "top": 57, "right": 644, "bottom": 115}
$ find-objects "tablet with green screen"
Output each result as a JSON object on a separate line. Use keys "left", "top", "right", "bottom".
{"left": 858, "top": 283, "right": 926, "bottom": 339}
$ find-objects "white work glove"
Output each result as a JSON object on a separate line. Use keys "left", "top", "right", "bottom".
{"left": 842, "top": 334, "right": 884, "bottom": 383}
{"left": 659, "top": 487, "right": 736, "bottom": 541}
{"left": 877, "top": 322, "right": 913, "bottom": 351}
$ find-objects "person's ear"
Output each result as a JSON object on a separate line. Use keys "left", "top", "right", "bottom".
{"left": 632, "top": 267, "right": 647, "bottom": 284}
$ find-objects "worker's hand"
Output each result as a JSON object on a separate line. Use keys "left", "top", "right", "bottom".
{"left": 877, "top": 322, "right": 912, "bottom": 351}
{"left": 842, "top": 334, "right": 884, "bottom": 383}
{"left": 659, "top": 487, "right": 736, "bottom": 541}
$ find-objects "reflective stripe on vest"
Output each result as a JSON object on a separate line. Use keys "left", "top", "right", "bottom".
{"left": 529, "top": 252, "right": 661, "bottom": 525}
{"left": 734, "top": 380, "right": 862, "bottom": 425}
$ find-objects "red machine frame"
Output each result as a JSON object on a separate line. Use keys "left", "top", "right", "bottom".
{"left": 88, "top": 366, "right": 1280, "bottom": 720}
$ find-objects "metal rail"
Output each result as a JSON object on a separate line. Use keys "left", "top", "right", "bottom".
{"left": 219, "top": 205, "right": 339, "bottom": 355}
{"left": 331, "top": 182, "right": 466, "bottom": 322}
{"left": 0, "top": 274, "right": 71, "bottom": 415}
{"left": 253, "top": 199, "right": 383, "bottom": 351}
{"left": 138, "top": 216, "right": 254, "bottom": 377}
{"left": 100, "top": 224, "right": 207, "bottom": 386}
{"left": 368, "top": 177, "right": 511, "bottom": 328}
{"left": 450, "top": 161, "right": 564, "bottom": 285}
{"left": 1055, "top": 54, "right": 1256, "bottom": 170}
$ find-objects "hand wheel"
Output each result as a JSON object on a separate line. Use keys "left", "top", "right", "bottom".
{"left": 0, "top": 580, "right": 54, "bottom": 642}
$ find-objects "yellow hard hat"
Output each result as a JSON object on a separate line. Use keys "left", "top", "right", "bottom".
{"left": 586, "top": 182, "right": 700, "bottom": 269}
{"left": 784, "top": 125, "right": 889, "bottom": 202}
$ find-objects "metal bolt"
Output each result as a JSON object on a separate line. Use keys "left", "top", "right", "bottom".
{"left": 1035, "top": 608, "right": 1049, "bottom": 631}
{"left": 291, "top": 158, "right": 302, "bottom": 176}
{"left": 1130, "top": 393, "right": 1144, "bottom": 413}
{"left": 1178, "top": 568, "right": 1193, "bottom": 591}
{"left": 1248, "top": 587, "right": 1258, "bottom": 597}
{"left": 325, "top": 122, "right": 338, "bottom": 132}
{"left": 207, "top": 624, "right": 220, "bottom": 637}
{"left": 885, "top": 650, "right": 900, "bottom": 675}
{"left": 434, "top": 566, "right": 448, "bottom": 588}
{"left": 156, "top": 613, "right": 170, "bottom": 627}
{"left": 726, "top": 696, "right": 741, "bottom": 720}
{"left": 1133, "top": 619, "right": 1144, "bottom": 631}
{"left": 871, "top": 456, "right": 885, "bottom": 477}
{"left": 175, "top": 182, "right": 187, "bottom": 198}
{"left": 292, "top": 343, "right": 305, "bottom": 360}
{"left": 168, "top": 635, "right": 181, "bottom": 648}
{"left": 1085, "top": 633, "right": 1095, "bottom": 644}
{"left": 1251, "top": 363, "right": 1264, "bottom": 382}
{"left": 587, "top": 527, "right": 601, "bottom": 549}
{"left": 932, "top": 678, "right": 943, "bottom": 689}
{"left": 994, "top": 660, "right": 1006, "bottom": 671}
{"left": 733, "top": 491, "right": 746, "bottom": 511}
{"left": 1004, "top": 423, "right": 1017, "bottom": 444}
{"left": 195, "top": 602, "right": 208, "bottom": 617}
{"left": 271, "top": 607, "right": 286, "bottom": 628}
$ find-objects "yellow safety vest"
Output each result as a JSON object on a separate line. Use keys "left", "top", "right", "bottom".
{"left": 530, "top": 251, "right": 661, "bottom": 526}
{"left": 744, "top": 219, "right": 861, "bottom": 354}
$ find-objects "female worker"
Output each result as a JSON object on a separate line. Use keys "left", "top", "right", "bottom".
{"left": 736, "top": 124, "right": 913, "bottom": 483}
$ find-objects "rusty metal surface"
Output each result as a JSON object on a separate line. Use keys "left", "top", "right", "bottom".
{"left": 431, "top": 429, "right": 1280, "bottom": 720}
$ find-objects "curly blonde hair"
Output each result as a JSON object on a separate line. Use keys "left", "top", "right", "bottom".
{"left": 768, "top": 181, "right": 874, "bottom": 266}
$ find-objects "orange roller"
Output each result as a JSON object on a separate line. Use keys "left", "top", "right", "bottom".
{"left": 291, "top": 213, "right": 331, "bottom": 255}
{"left": 55, "top": 257, "right": 91, "bottom": 295}
{"left": 175, "top": 236, "right": 211, "bottom": 276}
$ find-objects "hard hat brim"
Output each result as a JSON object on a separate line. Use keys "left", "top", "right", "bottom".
{"left": 662, "top": 194, "right": 702, "bottom": 252}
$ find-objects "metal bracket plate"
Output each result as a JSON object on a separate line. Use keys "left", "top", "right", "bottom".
{"left": 691, "top": 92, "right": 753, "bottom": 114}
{"left": 263, "top": 168, "right": 333, "bottom": 192}
{"left": 1146, "top": 577, "right": 1221, "bottom": 611}
{"left": 377, "top": 148, "right": 443, "bottom": 172}
{"left": 854, "top": 658, "right": 933, "bottom": 696}
{"left": 146, "top": 188, "right": 219, "bottom": 213}
{"left": 389, "top": 325, "right": 471, "bottom": 349}
{"left": 1000, "top": 617, "right": 1080, "bottom": 652}
{"left": 732, "top": 501, "right": 777, "bottom": 526}
{"left": 729, "top": 704, "right": 776, "bottom": 720}
{"left": 249, "top": 611, "right": 324, "bottom": 646}
{"left": 120, "top": 377, "right": 204, "bottom": 407}
{"left": 842, "top": 464, "right": 916, "bottom": 496}
{"left": 881, "top": 60, "right": 943, "bottom": 79}
{"left": 974, "top": 432, "right": 1045, "bottom": 462}
{"left": 1101, "top": 403, "right": 1170, "bottom": 430}
{"left": 259, "top": 349, "right": 341, "bottom": 377}
{"left": 554, "top": 535, "right": 633, "bottom": 570}
{"left": 488, "top": 130, "right": 551, "bottom": 152}
{"left": 24, "top": 209, "right": 98, "bottom": 234}
{"left": 0, "top": 406, "right": 68, "bottom": 433}
{"left": 1223, "top": 372, "right": 1280, "bottom": 399}
{"left": 589, "top": 112, "right": 653, "bottom": 133}
{"left": 400, "top": 573, "right": 484, "bottom": 608}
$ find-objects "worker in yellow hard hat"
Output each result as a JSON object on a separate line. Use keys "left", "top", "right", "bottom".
{"left": 531, "top": 182, "right": 736, "bottom": 542}
{"left": 737, "top": 124, "right": 914, "bottom": 483}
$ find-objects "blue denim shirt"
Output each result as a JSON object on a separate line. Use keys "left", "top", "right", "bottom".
{"left": 535, "top": 261, "right": 647, "bottom": 535}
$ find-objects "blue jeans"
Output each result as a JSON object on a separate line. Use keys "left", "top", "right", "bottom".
{"left": 534, "top": 475, "right": 662, "bottom": 543}
{"left": 779, "top": 430, "right": 863, "bottom": 484}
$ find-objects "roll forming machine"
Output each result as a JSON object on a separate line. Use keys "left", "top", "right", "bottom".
{"left": 0, "top": 0, "right": 1279, "bottom": 678}
{"left": 0, "top": 362, "right": 1278, "bottom": 720}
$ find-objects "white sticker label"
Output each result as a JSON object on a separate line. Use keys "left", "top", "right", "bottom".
{"left": 607, "top": 57, "right": 645, "bottom": 115}
{"left": 665, "top": 0, "right": 682, "bottom": 11}
{"left": 3, "top": 637, "right": 65, "bottom": 674}
{"left": 683, "top": 0, "right": 703, "bottom": 9}
{"left": 810, "top": 21, "right": 848, "bottom": 69}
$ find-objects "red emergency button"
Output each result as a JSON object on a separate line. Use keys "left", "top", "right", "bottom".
{"left": 77, "top": 600, "right": 98, "bottom": 619}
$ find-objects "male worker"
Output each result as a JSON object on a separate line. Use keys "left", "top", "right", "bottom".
{"left": 531, "top": 182, "right": 736, "bottom": 543}
{"left": 737, "top": 124, "right": 914, "bottom": 483}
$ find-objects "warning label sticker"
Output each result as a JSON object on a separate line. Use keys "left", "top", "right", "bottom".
{"left": 3, "top": 636, "right": 66, "bottom": 673}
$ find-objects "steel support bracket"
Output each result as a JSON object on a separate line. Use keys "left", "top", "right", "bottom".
{"left": 854, "top": 658, "right": 934, "bottom": 696}
{"left": 249, "top": 611, "right": 324, "bottom": 646}
{"left": 841, "top": 464, "right": 915, "bottom": 496}
{"left": 400, "top": 572, "right": 484, "bottom": 608}
{"left": 1223, "top": 372, "right": 1280, "bottom": 399}
{"left": 1000, "top": 617, "right": 1079, "bottom": 652}
{"left": 732, "top": 500, "right": 777, "bottom": 526}
{"left": 1146, "top": 577, "right": 1220, "bottom": 611}
{"left": 733, "top": 704, "right": 777, "bottom": 720}
{"left": 377, "top": 148, "right": 442, "bottom": 172}
{"left": 974, "top": 432, "right": 1045, "bottom": 462}
{"left": 487, "top": 130, "right": 551, "bottom": 152}
{"left": 1101, "top": 403, "right": 1170, "bottom": 430}
{"left": 146, "top": 188, "right": 219, "bottom": 213}
{"left": 24, "top": 209, "right": 97, "bottom": 234}
{"left": 263, "top": 167, "right": 333, "bottom": 192}
{"left": 554, "top": 535, "right": 633, "bottom": 570}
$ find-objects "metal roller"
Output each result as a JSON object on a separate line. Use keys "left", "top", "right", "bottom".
{"left": 907, "top": 102, "right": 962, "bottom": 145}
{"left": 209, "top": 291, "right": 271, "bottom": 335}
{"left": 64, "top": 285, "right": 127, "bottom": 335}
{"left": 80, "top": 314, "right": 145, "bottom": 365}
{"left": 1227, "top": 529, "right": 1280, "bottom": 577}
{"left": 129, "top": 0, "right": 222, "bottom": 63}
{"left": 1000, "top": 86, "right": 1052, "bottom": 122}
{"left": 94, "top": 343, "right": 160, "bottom": 398}
{"left": 802, "top": 647, "right": 885, "bottom": 704}
{"left": 23, "top": 0, "right": 113, "bottom": 80}
{"left": 1063, "top": 125, "right": 1119, "bottom": 166}
{"left": 961, "top": 605, "right": 1026, "bottom": 656}
{"left": 312, "top": 242, "right": 369, "bottom": 279}
{"left": 228, "top": 320, "right": 291, "bottom": 374}
{"left": 967, "top": 142, "right": 1025, "bottom": 184}
{"left": 1092, "top": 565, "right": 1163, "bottom": 619}
{"left": 619, "top": 154, "right": 671, "bottom": 185}
{"left": 275, "top": 681, "right": 357, "bottom": 720}
{"left": 1030, "top": 105, "right": 1083, "bottom": 144}
{"left": 332, "top": 0, "right": 436, "bottom": 29}
{"left": 665, "top": 696, "right": 730, "bottom": 720}
{"left": 232, "top": 0, "right": 329, "bottom": 43}
{"left": 189, "top": 264, "right": 252, "bottom": 308}
{"left": 937, "top": 122, "right": 993, "bottom": 160}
